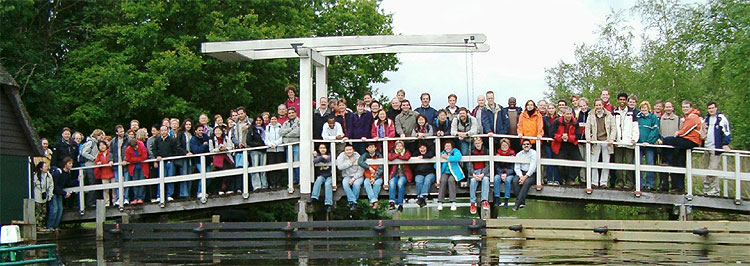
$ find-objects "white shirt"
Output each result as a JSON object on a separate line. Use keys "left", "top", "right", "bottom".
{"left": 321, "top": 122, "right": 344, "bottom": 140}
{"left": 705, "top": 116, "right": 717, "bottom": 148}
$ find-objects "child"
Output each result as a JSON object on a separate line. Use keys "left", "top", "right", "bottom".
{"left": 358, "top": 143, "right": 384, "bottom": 209}
{"left": 494, "top": 138, "right": 516, "bottom": 208}
{"left": 386, "top": 140, "right": 412, "bottom": 212}
{"left": 469, "top": 137, "right": 490, "bottom": 214}
{"left": 94, "top": 141, "right": 115, "bottom": 206}
{"left": 437, "top": 141, "right": 463, "bottom": 211}
{"left": 310, "top": 143, "right": 333, "bottom": 213}
{"left": 337, "top": 144, "right": 364, "bottom": 211}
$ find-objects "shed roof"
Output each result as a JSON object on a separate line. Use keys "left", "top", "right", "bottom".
{"left": 0, "top": 64, "right": 43, "bottom": 156}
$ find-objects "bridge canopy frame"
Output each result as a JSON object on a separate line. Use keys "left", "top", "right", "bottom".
{"left": 201, "top": 34, "right": 490, "bottom": 194}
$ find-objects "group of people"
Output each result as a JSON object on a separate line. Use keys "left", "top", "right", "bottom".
{"left": 31, "top": 85, "right": 733, "bottom": 229}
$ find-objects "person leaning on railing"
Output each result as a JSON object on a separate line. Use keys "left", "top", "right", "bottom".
{"left": 517, "top": 99, "right": 544, "bottom": 145}
{"left": 347, "top": 100, "right": 373, "bottom": 155}
{"left": 279, "top": 107, "right": 301, "bottom": 184}
{"left": 542, "top": 104, "right": 560, "bottom": 185}
{"left": 437, "top": 140, "right": 463, "bottom": 211}
{"left": 125, "top": 138, "right": 149, "bottom": 205}
{"left": 190, "top": 123, "right": 211, "bottom": 198}
{"left": 208, "top": 126, "right": 235, "bottom": 195}
{"left": 551, "top": 106, "right": 584, "bottom": 186}
{"left": 585, "top": 98, "right": 616, "bottom": 188}
{"left": 701, "top": 101, "right": 732, "bottom": 197}
{"left": 513, "top": 139, "right": 538, "bottom": 211}
{"left": 636, "top": 101, "right": 660, "bottom": 192}
{"left": 246, "top": 116, "right": 268, "bottom": 191}
{"left": 151, "top": 125, "right": 179, "bottom": 201}
{"left": 612, "top": 93, "right": 640, "bottom": 190}
{"left": 662, "top": 100, "right": 703, "bottom": 193}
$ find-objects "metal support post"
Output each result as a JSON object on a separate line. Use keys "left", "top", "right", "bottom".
{"left": 242, "top": 150, "right": 249, "bottom": 198}
{"left": 634, "top": 145, "right": 642, "bottom": 197}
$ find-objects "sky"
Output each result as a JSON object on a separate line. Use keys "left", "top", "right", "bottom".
{"left": 372, "top": 0, "right": 640, "bottom": 109}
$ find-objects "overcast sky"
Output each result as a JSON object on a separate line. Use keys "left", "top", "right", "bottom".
{"left": 372, "top": 0, "right": 640, "bottom": 109}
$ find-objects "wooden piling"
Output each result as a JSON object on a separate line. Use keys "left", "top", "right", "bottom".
{"left": 298, "top": 199, "right": 310, "bottom": 222}
{"left": 96, "top": 199, "right": 105, "bottom": 241}
{"left": 22, "top": 198, "right": 36, "bottom": 241}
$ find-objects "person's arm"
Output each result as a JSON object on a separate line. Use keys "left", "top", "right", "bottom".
{"left": 676, "top": 115, "right": 700, "bottom": 137}
{"left": 358, "top": 153, "right": 370, "bottom": 169}
{"left": 370, "top": 122, "right": 378, "bottom": 138}
{"left": 81, "top": 141, "right": 95, "bottom": 162}
{"left": 313, "top": 155, "right": 325, "bottom": 164}
{"left": 336, "top": 153, "right": 353, "bottom": 169}
{"left": 388, "top": 151, "right": 399, "bottom": 161}
{"left": 289, "top": 122, "right": 301, "bottom": 138}
{"left": 469, "top": 117, "right": 480, "bottom": 135}
{"left": 52, "top": 172, "right": 66, "bottom": 196}
{"left": 399, "top": 150, "right": 412, "bottom": 160}
{"left": 108, "top": 139, "right": 116, "bottom": 162}
{"left": 424, "top": 125, "right": 434, "bottom": 137}
{"left": 450, "top": 118, "right": 459, "bottom": 136}
{"left": 585, "top": 115, "right": 593, "bottom": 141}
{"left": 395, "top": 116, "right": 405, "bottom": 136}
{"left": 447, "top": 149, "right": 462, "bottom": 162}
{"left": 553, "top": 120, "right": 563, "bottom": 142}
{"left": 631, "top": 120, "right": 640, "bottom": 143}
{"left": 500, "top": 110, "right": 510, "bottom": 134}
{"left": 720, "top": 115, "right": 732, "bottom": 147}
{"left": 481, "top": 109, "right": 492, "bottom": 133}
{"left": 527, "top": 151, "right": 538, "bottom": 176}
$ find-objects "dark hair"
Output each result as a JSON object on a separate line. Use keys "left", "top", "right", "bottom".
{"left": 344, "top": 143, "right": 354, "bottom": 149}
{"left": 236, "top": 106, "right": 246, "bottom": 113}
{"left": 128, "top": 138, "right": 138, "bottom": 148}
{"left": 707, "top": 101, "right": 717, "bottom": 108}
{"left": 61, "top": 127, "right": 71, "bottom": 134}
{"left": 437, "top": 109, "right": 448, "bottom": 116}
{"left": 400, "top": 99, "right": 411, "bottom": 107}
{"left": 62, "top": 157, "right": 74, "bottom": 165}
{"left": 288, "top": 107, "right": 297, "bottom": 113}
{"left": 416, "top": 114, "right": 428, "bottom": 125}
{"left": 151, "top": 124, "right": 160, "bottom": 131}
{"left": 179, "top": 118, "right": 194, "bottom": 135}
{"left": 35, "top": 161, "right": 46, "bottom": 175}
{"left": 557, "top": 99, "right": 567, "bottom": 106}
{"left": 617, "top": 92, "right": 628, "bottom": 99}
{"left": 370, "top": 101, "right": 380, "bottom": 108}
{"left": 326, "top": 114, "right": 336, "bottom": 121}
{"left": 420, "top": 93, "right": 431, "bottom": 100}
{"left": 316, "top": 142, "right": 329, "bottom": 155}
{"left": 285, "top": 85, "right": 297, "bottom": 96}
{"left": 522, "top": 138, "right": 532, "bottom": 144}
{"left": 254, "top": 116, "right": 265, "bottom": 128}
{"left": 443, "top": 140, "right": 454, "bottom": 149}
{"left": 458, "top": 107, "right": 469, "bottom": 114}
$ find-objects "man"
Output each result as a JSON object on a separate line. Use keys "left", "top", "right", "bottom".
{"left": 551, "top": 107, "right": 583, "bottom": 185}
{"left": 52, "top": 127, "right": 77, "bottom": 169}
{"left": 701, "top": 101, "right": 731, "bottom": 196}
{"left": 585, "top": 98, "right": 616, "bottom": 188}
{"left": 451, "top": 108, "right": 480, "bottom": 168}
{"left": 504, "top": 97, "right": 523, "bottom": 152}
{"left": 628, "top": 94, "right": 640, "bottom": 116}
{"left": 415, "top": 93, "right": 438, "bottom": 123}
{"left": 471, "top": 95, "right": 486, "bottom": 132}
{"left": 512, "top": 139, "right": 538, "bottom": 211}
{"left": 481, "top": 91, "right": 508, "bottom": 136}
{"left": 537, "top": 100, "right": 548, "bottom": 116}
{"left": 277, "top": 104, "right": 289, "bottom": 125}
{"left": 169, "top": 118, "right": 180, "bottom": 137}
{"left": 280, "top": 108, "right": 301, "bottom": 183}
{"left": 653, "top": 100, "right": 664, "bottom": 118}
{"left": 232, "top": 106, "right": 251, "bottom": 150}
{"left": 601, "top": 89, "right": 613, "bottom": 112}
{"left": 322, "top": 115, "right": 346, "bottom": 141}
{"left": 662, "top": 100, "right": 702, "bottom": 193}
{"left": 130, "top": 120, "right": 140, "bottom": 132}
{"left": 80, "top": 129, "right": 105, "bottom": 207}
{"left": 189, "top": 123, "right": 211, "bottom": 198}
{"left": 658, "top": 101, "right": 681, "bottom": 191}
{"left": 109, "top": 125, "right": 131, "bottom": 205}
{"left": 312, "top": 97, "right": 331, "bottom": 140}
{"left": 387, "top": 97, "right": 401, "bottom": 121}
{"left": 444, "top": 94, "right": 460, "bottom": 121}
{"left": 612, "top": 93, "right": 639, "bottom": 189}
{"left": 151, "top": 125, "right": 180, "bottom": 202}
{"left": 556, "top": 100, "right": 567, "bottom": 116}
{"left": 363, "top": 92, "right": 373, "bottom": 112}
{"left": 576, "top": 97, "right": 591, "bottom": 180}
{"left": 198, "top": 113, "right": 213, "bottom": 138}
{"left": 334, "top": 99, "right": 350, "bottom": 136}
{"left": 346, "top": 100, "right": 373, "bottom": 154}
{"left": 570, "top": 94, "right": 580, "bottom": 120}
{"left": 395, "top": 100, "right": 418, "bottom": 138}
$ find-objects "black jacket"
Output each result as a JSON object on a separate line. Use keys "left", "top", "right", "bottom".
{"left": 412, "top": 148, "right": 436, "bottom": 176}
{"left": 312, "top": 108, "right": 332, "bottom": 140}
{"left": 245, "top": 125, "right": 265, "bottom": 148}
{"left": 52, "top": 139, "right": 78, "bottom": 169}
{"left": 151, "top": 135, "right": 182, "bottom": 158}
{"left": 52, "top": 169, "right": 75, "bottom": 196}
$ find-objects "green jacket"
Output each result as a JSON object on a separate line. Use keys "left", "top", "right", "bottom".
{"left": 636, "top": 112, "right": 660, "bottom": 144}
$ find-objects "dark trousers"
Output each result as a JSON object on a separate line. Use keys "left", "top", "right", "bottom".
{"left": 662, "top": 136, "right": 699, "bottom": 190}
{"left": 513, "top": 171, "right": 537, "bottom": 205}
{"left": 555, "top": 144, "right": 583, "bottom": 183}
{"left": 266, "top": 152, "right": 286, "bottom": 189}
{"left": 84, "top": 168, "right": 99, "bottom": 207}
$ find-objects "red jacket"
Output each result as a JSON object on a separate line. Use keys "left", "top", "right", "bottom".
{"left": 94, "top": 150, "right": 114, "bottom": 180}
{"left": 371, "top": 119, "right": 396, "bottom": 138}
{"left": 552, "top": 116, "right": 578, "bottom": 154}
{"left": 125, "top": 140, "right": 150, "bottom": 178}
{"left": 388, "top": 149, "right": 413, "bottom": 182}
{"left": 677, "top": 108, "right": 703, "bottom": 146}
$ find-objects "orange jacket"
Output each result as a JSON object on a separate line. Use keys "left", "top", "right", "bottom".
{"left": 677, "top": 108, "right": 703, "bottom": 145}
{"left": 517, "top": 110, "right": 544, "bottom": 144}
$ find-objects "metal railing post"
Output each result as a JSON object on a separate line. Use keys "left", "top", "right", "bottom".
{"left": 242, "top": 150, "right": 249, "bottom": 198}
{"left": 118, "top": 164, "right": 125, "bottom": 209}
{"left": 489, "top": 135, "right": 495, "bottom": 184}
{"left": 287, "top": 145, "right": 294, "bottom": 193}
{"left": 434, "top": 138, "right": 441, "bottom": 187}
{"left": 200, "top": 155, "right": 207, "bottom": 203}
{"left": 634, "top": 145, "right": 642, "bottom": 197}
{"left": 382, "top": 140, "right": 389, "bottom": 190}
{"left": 78, "top": 168, "right": 85, "bottom": 214}
{"left": 735, "top": 153, "right": 741, "bottom": 205}
{"left": 159, "top": 160, "right": 165, "bottom": 207}
{"left": 535, "top": 138, "right": 542, "bottom": 191}
{"left": 686, "top": 150, "right": 693, "bottom": 200}
{"left": 331, "top": 142, "right": 337, "bottom": 191}
{"left": 722, "top": 155, "right": 728, "bottom": 198}
{"left": 585, "top": 141, "right": 592, "bottom": 194}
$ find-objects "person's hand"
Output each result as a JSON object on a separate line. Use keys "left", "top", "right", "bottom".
{"left": 121, "top": 161, "right": 128, "bottom": 166}
{"left": 108, "top": 162, "right": 113, "bottom": 166}
{"left": 154, "top": 162, "right": 159, "bottom": 168}
{"left": 441, "top": 154, "right": 448, "bottom": 159}
{"left": 608, "top": 139, "right": 614, "bottom": 145}
{"left": 400, "top": 134, "right": 406, "bottom": 138}
{"left": 562, "top": 134, "right": 568, "bottom": 142}
{"left": 417, "top": 133, "right": 424, "bottom": 138}
{"left": 361, "top": 137, "right": 367, "bottom": 141}
{"left": 674, "top": 131, "right": 679, "bottom": 137}
{"left": 242, "top": 124, "right": 249, "bottom": 131}
{"left": 631, "top": 140, "right": 636, "bottom": 145}
{"left": 417, "top": 155, "right": 423, "bottom": 159}
{"left": 187, "top": 152, "right": 193, "bottom": 156}
{"left": 47, "top": 196, "right": 52, "bottom": 201}
{"left": 435, "top": 182, "right": 440, "bottom": 188}
{"left": 65, "top": 192, "right": 71, "bottom": 198}
{"left": 313, "top": 151, "right": 318, "bottom": 157}
{"left": 96, "top": 161, "right": 102, "bottom": 165}
{"left": 488, "top": 132, "right": 494, "bottom": 137}
{"left": 722, "top": 145, "right": 730, "bottom": 150}
{"left": 349, "top": 179, "right": 354, "bottom": 185}
{"left": 383, "top": 183, "right": 389, "bottom": 190}
{"left": 203, "top": 142, "right": 208, "bottom": 146}
{"left": 350, "top": 157, "right": 356, "bottom": 163}
{"left": 322, "top": 154, "right": 330, "bottom": 159}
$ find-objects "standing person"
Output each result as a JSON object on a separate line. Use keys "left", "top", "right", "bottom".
{"left": 198, "top": 113, "right": 213, "bottom": 138}
{"left": 33, "top": 138, "right": 53, "bottom": 168}
{"left": 517, "top": 100, "right": 543, "bottom": 146}
{"left": 600, "top": 89, "right": 613, "bottom": 112}
{"left": 146, "top": 125, "right": 160, "bottom": 202}
{"left": 543, "top": 104, "right": 560, "bottom": 185}
{"left": 653, "top": 100, "right": 664, "bottom": 118}
{"left": 276, "top": 104, "right": 289, "bottom": 125}
{"left": 347, "top": 100, "right": 373, "bottom": 154}
{"left": 481, "top": 91, "right": 508, "bottom": 137}
{"left": 662, "top": 100, "right": 703, "bottom": 193}
{"left": 334, "top": 99, "right": 350, "bottom": 136}
{"left": 471, "top": 95, "right": 486, "bottom": 133}
{"left": 52, "top": 127, "right": 77, "bottom": 169}
{"left": 437, "top": 141, "right": 463, "bottom": 211}
{"left": 395, "top": 99, "right": 418, "bottom": 138}
{"left": 129, "top": 120, "right": 140, "bottom": 133}
{"left": 451, "top": 108, "right": 480, "bottom": 172}
{"left": 363, "top": 92, "right": 374, "bottom": 112}
{"left": 175, "top": 119, "right": 195, "bottom": 198}
{"left": 494, "top": 139, "right": 516, "bottom": 208}
{"left": 213, "top": 114, "right": 225, "bottom": 129}
{"left": 232, "top": 107, "right": 252, "bottom": 191}
{"left": 415, "top": 93, "right": 438, "bottom": 124}
{"left": 468, "top": 137, "right": 490, "bottom": 215}
{"left": 612, "top": 93, "right": 639, "bottom": 189}
{"left": 504, "top": 97, "right": 523, "bottom": 152}
{"left": 151, "top": 125, "right": 179, "bottom": 201}
{"left": 585, "top": 98, "right": 616, "bottom": 188}
{"left": 444, "top": 94, "right": 461, "bottom": 121}
{"left": 125, "top": 139, "right": 149, "bottom": 205}
{"left": 571, "top": 94, "right": 581, "bottom": 120}
{"left": 80, "top": 129, "right": 105, "bottom": 207}
{"left": 628, "top": 95, "right": 640, "bottom": 116}
{"left": 386, "top": 98, "right": 401, "bottom": 121}
{"left": 209, "top": 126, "right": 235, "bottom": 194}
{"left": 48, "top": 157, "right": 74, "bottom": 230}
{"left": 433, "top": 110, "right": 451, "bottom": 137}
{"left": 412, "top": 142, "right": 435, "bottom": 208}
{"left": 576, "top": 98, "right": 591, "bottom": 180}
{"left": 412, "top": 114, "right": 435, "bottom": 140}
{"left": 313, "top": 97, "right": 332, "bottom": 140}
{"left": 369, "top": 101, "right": 381, "bottom": 119}
{"left": 395, "top": 89, "right": 406, "bottom": 102}
{"left": 551, "top": 107, "right": 584, "bottom": 185}
{"left": 261, "top": 112, "right": 271, "bottom": 126}
{"left": 636, "top": 101, "right": 660, "bottom": 191}
{"left": 371, "top": 110, "right": 396, "bottom": 140}
{"left": 385, "top": 140, "right": 412, "bottom": 212}
{"left": 309, "top": 143, "right": 333, "bottom": 213}
{"left": 94, "top": 141, "right": 114, "bottom": 206}
{"left": 284, "top": 85, "right": 301, "bottom": 116}
{"left": 109, "top": 125, "right": 130, "bottom": 205}
{"left": 537, "top": 100, "right": 548, "bottom": 117}
{"left": 658, "top": 101, "right": 681, "bottom": 191}
{"left": 33, "top": 162, "right": 54, "bottom": 231}
{"left": 246, "top": 116, "right": 268, "bottom": 191}
{"left": 264, "top": 116, "right": 285, "bottom": 190}
{"left": 338, "top": 144, "right": 364, "bottom": 211}
{"left": 169, "top": 118, "right": 180, "bottom": 137}
{"left": 359, "top": 143, "right": 384, "bottom": 209}
{"left": 280, "top": 108, "right": 301, "bottom": 184}
{"left": 701, "top": 101, "right": 731, "bottom": 196}
{"left": 190, "top": 123, "right": 211, "bottom": 198}
{"left": 512, "top": 139, "right": 538, "bottom": 211}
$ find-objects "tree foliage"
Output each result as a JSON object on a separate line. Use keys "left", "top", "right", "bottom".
{"left": 1, "top": 0, "right": 398, "bottom": 138}
{"left": 544, "top": 0, "right": 750, "bottom": 149}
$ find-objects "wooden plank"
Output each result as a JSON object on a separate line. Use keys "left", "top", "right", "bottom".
{"left": 111, "top": 219, "right": 485, "bottom": 231}
{"left": 487, "top": 228, "right": 750, "bottom": 244}
{"left": 487, "top": 219, "right": 750, "bottom": 232}
{"left": 118, "top": 229, "right": 482, "bottom": 240}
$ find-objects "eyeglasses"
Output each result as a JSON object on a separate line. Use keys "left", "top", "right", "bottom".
{"left": 522, "top": 143, "right": 531, "bottom": 146}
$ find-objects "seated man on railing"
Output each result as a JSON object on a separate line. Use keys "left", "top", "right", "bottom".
{"left": 513, "top": 139, "right": 538, "bottom": 211}
{"left": 662, "top": 100, "right": 703, "bottom": 194}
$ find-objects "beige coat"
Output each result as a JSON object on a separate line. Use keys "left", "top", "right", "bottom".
{"left": 585, "top": 110, "right": 617, "bottom": 154}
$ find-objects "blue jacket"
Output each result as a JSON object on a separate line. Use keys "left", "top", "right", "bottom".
{"left": 415, "top": 106, "right": 438, "bottom": 124}
{"left": 189, "top": 133, "right": 210, "bottom": 164}
{"left": 346, "top": 111, "right": 373, "bottom": 139}
{"left": 636, "top": 112, "right": 660, "bottom": 144}
{"left": 439, "top": 148, "right": 464, "bottom": 182}
{"left": 433, "top": 117, "right": 451, "bottom": 135}
{"left": 704, "top": 112, "right": 731, "bottom": 155}
{"left": 481, "top": 107, "right": 510, "bottom": 134}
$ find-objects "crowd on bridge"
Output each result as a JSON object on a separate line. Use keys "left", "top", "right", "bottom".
{"left": 31, "top": 85, "right": 733, "bottom": 230}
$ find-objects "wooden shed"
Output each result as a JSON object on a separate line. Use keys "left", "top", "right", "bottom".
{"left": 0, "top": 63, "right": 42, "bottom": 225}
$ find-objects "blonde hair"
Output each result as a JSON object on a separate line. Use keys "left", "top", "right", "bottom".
{"left": 90, "top": 129, "right": 104, "bottom": 138}
{"left": 639, "top": 101, "right": 651, "bottom": 111}
{"left": 136, "top": 128, "right": 148, "bottom": 141}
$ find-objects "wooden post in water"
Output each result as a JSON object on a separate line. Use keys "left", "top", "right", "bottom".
{"left": 298, "top": 199, "right": 310, "bottom": 222}
{"left": 121, "top": 213, "right": 130, "bottom": 224}
{"left": 22, "top": 198, "right": 36, "bottom": 241}
{"left": 96, "top": 199, "right": 105, "bottom": 241}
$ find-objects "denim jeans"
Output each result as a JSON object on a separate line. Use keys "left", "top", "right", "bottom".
{"left": 250, "top": 151, "right": 268, "bottom": 190}
{"left": 469, "top": 173, "right": 489, "bottom": 203}
{"left": 543, "top": 144, "right": 560, "bottom": 183}
{"left": 342, "top": 176, "right": 364, "bottom": 203}
{"left": 388, "top": 175, "right": 407, "bottom": 205}
{"left": 311, "top": 175, "right": 333, "bottom": 205}
{"left": 364, "top": 178, "right": 383, "bottom": 203}
{"left": 113, "top": 166, "right": 130, "bottom": 202}
{"left": 414, "top": 174, "right": 435, "bottom": 197}
{"left": 494, "top": 174, "right": 516, "bottom": 198}
{"left": 459, "top": 139, "right": 471, "bottom": 174}
{"left": 195, "top": 162, "right": 212, "bottom": 196}
{"left": 178, "top": 160, "right": 192, "bottom": 198}
{"left": 641, "top": 147, "right": 656, "bottom": 188}
{"left": 288, "top": 145, "right": 300, "bottom": 184}
{"left": 130, "top": 168, "right": 146, "bottom": 201}
{"left": 158, "top": 161, "right": 175, "bottom": 199}
{"left": 46, "top": 194, "right": 64, "bottom": 229}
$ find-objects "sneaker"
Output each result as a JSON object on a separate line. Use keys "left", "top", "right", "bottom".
{"left": 397, "top": 205, "right": 403, "bottom": 212}
{"left": 389, "top": 201, "right": 396, "bottom": 210}
{"left": 372, "top": 201, "right": 379, "bottom": 209}
{"left": 105, "top": 202, "right": 110, "bottom": 207}
{"left": 167, "top": 197, "right": 174, "bottom": 201}
{"left": 123, "top": 199, "right": 130, "bottom": 205}
{"left": 513, "top": 205, "right": 519, "bottom": 211}
{"left": 519, "top": 204, "right": 526, "bottom": 209}
{"left": 349, "top": 202, "right": 357, "bottom": 211}
{"left": 307, "top": 197, "right": 316, "bottom": 204}
{"left": 151, "top": 198, "right": 160, "bottom": 203}
{"left": 218, "top": 191, "right": 225, "bottom": 195}
{"left": 197, "top": 193, "right": 206, "bottom": 198}
{"left": 437, "top": 203, "right": 444, "bottom": 211}
{"left": 482, "top": 201, "right": 490, "bottom": 210}
{"left": 450, "top": 202, "right": 457, "bottom": 211}
{"left": 493, "top": 197, "right": 502, "bottom": 207}
{"left": 326, "top": 205, "right": 333, "bottom": 213}
{"left": 226, "top": 191, "right": 233, "bottom": 195}
{"left": 470, "top": 203, "right": 477, "bottom": 214}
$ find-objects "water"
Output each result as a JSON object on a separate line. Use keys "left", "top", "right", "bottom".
{"left": 43, "top": 200, "right": 748, "bottom": 264}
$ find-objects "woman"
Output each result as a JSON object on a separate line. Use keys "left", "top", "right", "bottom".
{"left": 437, "top": 140, "right": 463, "bottom": 211}
{"left": 636, "top": 101, "right": 660, "bottom": 191}
{"left": 284, "top": 85, "right": 301, "bottom": 116}
{"left": 209, "top": 126, "right": 235, "bottom": 195}
{"left": 433, "top": 110, "right": 451, "bottom": 137}
{"left": 412, "top": 114, "right": 434, "bottom": 138}
{"left": 310, "top": 143, "right": 333, "bottom": 213}
{"left": 125, "top": 138, "right": 149, "bottom": 205}
{"left": 48, "top": 157, "right": 74, "bottom": 230}
{"left": 264, "top": 116, "right": 285, "bottom": 190}
{"left": 385, "top": 140, "right": 412, "bottom": 212}
{"left": 469, "top": 137, "right": 490, "bottom": 214}
{"left": 371, "top": 109, "right": 396, "bottom": 151}
{"left": 337, "top": 144, "right": 364, "bottom": 211}
{"left": 33, "top": 162, "right": 54, "bottom": 231}
{"left": 543, "top": 104, "right": 560, "bottom": 185}
{"left": 358, "top": 142, "right": 384, "bottom": 209}
{"left": 494, "top": 138, "right": 516, "bottom": 208}
{"left": 247, "top": 116, "right": 268, "bottom": 191}
{"left": 94, "top": 141, "right": 115, "bottom": 206}
{"left": 33, "top": 138, "right": 53, "bottom": 168}
{"left": 175, "top": 119, "right": 194, "bottom": 198}
{"left": 412, "top": 142, "right": 435, "bottom": 208}
{"left": 517, "top": 100, "right": 543, "bottom": 145}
